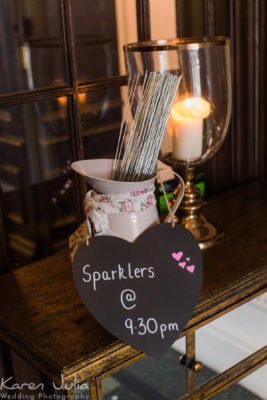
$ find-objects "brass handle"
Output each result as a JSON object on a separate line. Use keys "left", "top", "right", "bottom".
{"left": 190, "top": 360, "right": 203, "bottom": 373}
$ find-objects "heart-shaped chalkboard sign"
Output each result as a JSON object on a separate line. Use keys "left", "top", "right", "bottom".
{"left": 73, "top": 223, "right": 202, "bottom": 357}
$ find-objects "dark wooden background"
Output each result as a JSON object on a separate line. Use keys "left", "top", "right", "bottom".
{"left": 175, "top": 0, "right": 267, "bottom": 195}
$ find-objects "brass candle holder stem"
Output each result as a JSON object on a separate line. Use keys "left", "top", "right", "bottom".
{"left": 174, "top": 167, "right": 223, "bottom": 250}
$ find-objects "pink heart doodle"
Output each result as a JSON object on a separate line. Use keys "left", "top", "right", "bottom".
{"left": 186, "top": 257, "right": 190, "bottom": 262}
{"left": 172, "top": 252, "right": 183, "bottom": 262}
{"left": 179, "top": 261, "right": 186, "bottom": 269}
{"left": 186, "top": 265, "right": 195, "bottom": 274}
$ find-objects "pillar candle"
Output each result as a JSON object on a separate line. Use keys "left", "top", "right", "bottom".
{"left": 171, "top": 97, "right": 211, "bottom": 161}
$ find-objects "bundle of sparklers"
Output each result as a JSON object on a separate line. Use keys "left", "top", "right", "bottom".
{"left": 112, "top": 71, "right": 181, "bottom": 182}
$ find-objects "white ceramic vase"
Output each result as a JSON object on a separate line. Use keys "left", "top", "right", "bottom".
{"left": 71, "top": 159, "right": 184, "bottom": 242}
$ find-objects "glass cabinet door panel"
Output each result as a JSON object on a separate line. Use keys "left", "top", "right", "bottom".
{"left": 0, "top": 0, "right": 67, "bottom": 93}
{"left": 102, "top": 339, "right": 187, "bottom": 400}
{"left": 194, "top": 298, "right": 267, "bottom": 398}
{"left": 71, "top": 0, "right": 120, "bottom": 82}
{"left": 0, "top": 97, "right": 77, "bottom": 267}
{"left": 80, "top": 87, "right": 123, "bottom": 159}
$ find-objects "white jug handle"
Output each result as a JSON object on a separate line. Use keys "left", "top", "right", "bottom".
{"left": 156, "top": 169, "right": 185, "bottom": 224}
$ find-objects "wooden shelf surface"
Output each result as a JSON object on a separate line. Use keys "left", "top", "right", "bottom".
{"left": 0, "top": 180, "right": 266, "bottom": 383}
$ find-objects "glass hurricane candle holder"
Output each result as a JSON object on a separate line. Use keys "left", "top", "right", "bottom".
{"left": 124, "top": 37, "right": 232, "bottom": 249}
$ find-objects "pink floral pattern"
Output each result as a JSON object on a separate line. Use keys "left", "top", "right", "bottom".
{"left": 121, "top": 201, "right": 134, "bottom": 212}
{"left": 83, "top": 184, "right": 156, "bottom": 236}
{"left": 84, "top": 184, "right": 156, "bottom": 218}
{"left": 70, "top": 185, "right": 157, "bottom": 256}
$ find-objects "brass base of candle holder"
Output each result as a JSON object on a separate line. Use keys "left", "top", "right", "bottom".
{"left": 172, "top": 165, "right": 224, "bottom": 250}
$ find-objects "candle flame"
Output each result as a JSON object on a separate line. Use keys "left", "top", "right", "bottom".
{"left": 171, "top": 97, "right": 211, "bottom": 121}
